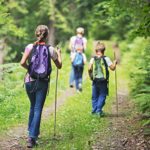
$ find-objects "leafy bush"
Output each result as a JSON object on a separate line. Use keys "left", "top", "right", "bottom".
{"left": 0, "top": 63, "right": 28, "bottom": 130}
{"left": 129, "top": 37, "right": 150, "bottom": 116}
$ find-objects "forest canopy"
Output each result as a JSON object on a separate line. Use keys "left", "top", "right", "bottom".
{"left": 0, "top": 0, "right": 149, "bottom": 62}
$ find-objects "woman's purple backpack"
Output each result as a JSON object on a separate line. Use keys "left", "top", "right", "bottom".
{"left": 28, "top": 44, "right": 51, "bottom": 80}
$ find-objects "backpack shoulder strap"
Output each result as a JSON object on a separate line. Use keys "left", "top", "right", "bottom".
{"left": 102, "top": 56, "right": 109, "bottom": 81}
{"left": 46, "top": 44, "right": 51, "bottom": 57}
{"left": 46, "top": 45, "right": 51, "bottom": 84}
{"left": 93, "top": 56, "right": 99, "bottom": 61}
{"left": 45, "top": 45, "right": 51, "bottom": 67}
{"left": 28, "top": 44, "right": 37, "bottom": 64}
{"left": 102, "top": 56, "right": 108, "bottom": 67}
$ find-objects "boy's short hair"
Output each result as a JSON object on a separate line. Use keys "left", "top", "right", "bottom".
{"left": 95, "top": 42, "right": 105, "bottom": 52}
{"left": 76, "top": 27, "right": 84, "bottom": 34}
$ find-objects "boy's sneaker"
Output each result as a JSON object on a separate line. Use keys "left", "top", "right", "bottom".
{"left": 92, "top": 111, "right": 105, "bottom": 117}
{"left": 78, "top": 83, "right": 82, "bottom": 91}
{"left": 99, "top": 111, "right": 105, "bottom": 117}
{"left": 76, "top": 90, "right": 81, "bottom": 93}
{"left": 27, "top": 137, "right": 37, "bottom": 148}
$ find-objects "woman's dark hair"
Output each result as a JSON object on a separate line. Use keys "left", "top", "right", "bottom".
{"left": 34, "top": 25, "right": 49, "bottom": 44}
{"left": 95, "top": 41, "right": 105, "bottom": 53}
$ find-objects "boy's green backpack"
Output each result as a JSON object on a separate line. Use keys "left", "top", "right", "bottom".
{"left": 93, "top": 56, "right": 109, "bottom": 81}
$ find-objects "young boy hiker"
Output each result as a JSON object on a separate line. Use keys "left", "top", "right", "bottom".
{"left": 71, "top": 44, "right": 86, "bottom": 92}
{"left": 69, "top": 27, "right": 87, "bottom": 88}
{"left": 88, "top": 42, "right": 117, "bottom": 116}
{"left": 20, "top": 25, "right": 62, "bottom": 148}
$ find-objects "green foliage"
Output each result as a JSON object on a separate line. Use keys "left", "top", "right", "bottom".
{"left": 0, "top": 63, "right": 28, "bottom": 130}
{"left": 0, "top": 0, "right": 28, "bottom": 62}
{"left": 0, "top": 0, "right": 27, "bottom": 37}
{"left": 89, "top": 0, "right": 150, "bottom": 40}
{"left": 110, "top": 0, "right": 150, "bottom": 38}
{"left": 1, "top": 0, "right": 149, "bottom": 62}
{"left": 126, "top": 37, "right": 150, "bottom": 115}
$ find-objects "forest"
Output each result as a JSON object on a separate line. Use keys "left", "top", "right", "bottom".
{"left": 0, "top": 0, "right": 150, "bottom": 149}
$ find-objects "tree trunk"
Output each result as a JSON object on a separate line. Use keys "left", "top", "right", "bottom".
{"left": 0, "top": 39, "right": 5, "bottom": 80}
{"left": 0, "top": 39, "right": 5, "bottom": 65}
{"left": 48, "top": 0, "right": 56, "bottom": 46}
{"left": 48, "top": 20, "right": 55, "bottom": 46}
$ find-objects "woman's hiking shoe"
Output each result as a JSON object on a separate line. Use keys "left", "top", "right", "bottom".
{"left": 27, "top": 137, "right": 37, "bottom": 148}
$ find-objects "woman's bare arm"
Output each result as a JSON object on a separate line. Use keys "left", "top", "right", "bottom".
{"left": 20, "top": 51, "right": 30, "bottom": 69}
{"left": 53, "top": 48, "right": 62, "bottom": 69}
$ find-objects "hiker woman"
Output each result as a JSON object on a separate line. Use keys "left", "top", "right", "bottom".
{"left": 88, "top": 42, "right": 117, "bottom": 116}
{"left": 20, "top": 25, "right": 62, "bottom": 148}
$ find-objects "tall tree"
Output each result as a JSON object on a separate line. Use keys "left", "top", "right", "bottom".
{"left": 0, "top": 0, "right": 27, "bottom": 62}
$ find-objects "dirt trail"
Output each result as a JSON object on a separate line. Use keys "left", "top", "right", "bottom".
{"left": 91, "top": 88, "right": 150, "bottom": 150}
{"left": 0, "top": 88, "right": 75, "bottom": 150}
{"left": 91, "top": 88, "right": 130, "bottom": 150}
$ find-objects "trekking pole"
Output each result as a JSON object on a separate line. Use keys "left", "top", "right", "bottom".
{"left": 114, "top": 51, "right": 118, "bottom": 117}
{"left": 54, "top": 68, "right": 58, "bottom": 137}
{"left": 53, "top": 44, "right": 62, "bottom": 138}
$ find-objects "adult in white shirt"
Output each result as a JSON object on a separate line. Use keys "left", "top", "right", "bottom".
{"left": 69, "top": 27, "right": 87, "bottom": 87}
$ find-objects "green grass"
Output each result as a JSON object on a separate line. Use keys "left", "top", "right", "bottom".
{"left": 0, "top": 64, "right": 28, "bottom": 131}
{"left": 32, "top": 76, "right": 115, "bottom": 150}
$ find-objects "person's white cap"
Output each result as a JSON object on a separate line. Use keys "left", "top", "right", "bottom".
{"left": 76, "top": 27, "right": 84, "bottom": 34}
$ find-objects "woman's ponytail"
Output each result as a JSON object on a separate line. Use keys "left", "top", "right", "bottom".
{"left": 34, "top": 25, "right": 49, "bottom": 45}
